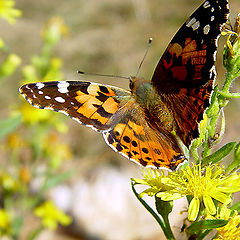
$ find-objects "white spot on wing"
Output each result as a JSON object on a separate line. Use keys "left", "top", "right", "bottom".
{"left": 203, "top": 1, "right": 210, "bottom": 8}
{"left": 192, "top": 21, "right": 200, "bottom": 31}
{"left": 186, "top": 17, "right": 196, "bottom": 27}
{"left": 38, "top": 90, "right": 43, "bottom": 95}
{"left": 203, "top": 24, "right": 210, "bottom": 35}
{"left": 55, "top": 96, "right": 65, "bottom": 103}
{"left": 45, "top": 96, "right": 51, "bottom": 100}
{"left": 36, "top": 82, "right": 45, "bottom": 89}
{"left": 211, "top": 7, "right": 214, "bottom": 12}
{"left": 211, "top": 16, "right": 215, "bottom": 21}
{"left": 57, "top": 81, "right": 69, "bottom": 94}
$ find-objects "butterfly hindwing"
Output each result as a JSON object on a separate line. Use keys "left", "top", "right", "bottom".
{"left": 19, "top": 81, "right": 131, "bottom": 131}
{"left": 103, "top": 103, "right": 186, "bottom": 170}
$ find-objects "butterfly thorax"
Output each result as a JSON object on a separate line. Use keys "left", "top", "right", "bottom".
{"left": 130, "top": 77, "right": 174, "bottom": 133}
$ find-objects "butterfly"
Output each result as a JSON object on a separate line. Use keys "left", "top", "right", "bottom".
{"left": 19, "top": 0, "right": 229, "bottom": 170}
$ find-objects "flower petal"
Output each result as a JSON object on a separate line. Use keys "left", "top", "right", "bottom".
{"left": 210, "top": 191, "right": 231, "bottom": 204}
{"left": 188, "top": 197, "right": 200, "bottom": 221}
{"left": 203, "top": 195, "right": 216, "bottom": 215}
{"left": 156, "top": 192, "right": 182, "bottom": 201}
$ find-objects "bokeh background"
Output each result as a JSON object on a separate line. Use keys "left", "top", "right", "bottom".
{"left": 0, "top": 0, "right": 239, "bottom": 239}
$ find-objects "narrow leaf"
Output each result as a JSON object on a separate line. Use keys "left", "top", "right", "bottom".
{"left": 230, "top": 201, "right": 240, "bottom": 212}
{"left": 226, "top": 142, "right": 240, "bottom": 172}
{"left": 0, "top": 115, "right": 22, "bottom": 139}
{"left": 41, "top": 170, "right": 74, "bottom": 193}
{"left": 188, "top": 219, "right": 228, "bottom": 232}
{"left": 202, "top": 142, "right": 236, "bottom": 164}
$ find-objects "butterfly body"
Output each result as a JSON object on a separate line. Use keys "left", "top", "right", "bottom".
{"left": 19, "top": 0, "right": 229, "bottom": 170}
{"left": 130, "top": 78, "right": 175, "bottom": 133}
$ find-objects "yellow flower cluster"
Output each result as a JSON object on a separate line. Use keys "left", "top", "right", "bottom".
{"left": 34, "top": 201, "right": 72, "bottom": 230}
{"left": 0, "top": 0, "right": 21, "bottom": 23}
{"left": 132, "top": 164, "right": 240, "bottom": 221}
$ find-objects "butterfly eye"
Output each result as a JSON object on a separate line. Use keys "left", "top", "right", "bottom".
{"left": 129, "top": 80, "right": 134, "bottom": 91}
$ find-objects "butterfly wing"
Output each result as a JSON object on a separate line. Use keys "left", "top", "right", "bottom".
{"left": 151, "top": 0, "right": 229, "bottom": 146}
{"left": 103, "top": 102, "right": 186, "bottom": 170}
{"left": 19, "top": 81, "right": 185, "bottom": 169}
{"left": 19, "top": 81, "right": 131, "bottom": 131}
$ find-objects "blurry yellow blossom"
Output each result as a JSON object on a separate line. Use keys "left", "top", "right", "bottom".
{"left": 43, "top": 132, "right": 72, "bottom": 168}
{"left": 0, "top": 173, "right": 18, "bottom": 192}
{"left": 0, "top": 37, "right": 4, "bottom": 48}
{"left": 0, "top": 209, "right": 11, "bottom": 236}
{"left": 0, "top": 0, "right": 21, "bottom": 23}
{"left": 19, "top": 167, "right": 31, "bottom": 184}
{"left": 43, "top": 58, "right": 64, "bottom": 81}
{"left": 34, "top": 201, "right": 72, "bottom": 230}
{"left": 212, "top": 206, "right": 240, "bottom": 240}
{"left": 132, "top": 164, "right": 240, "bottom": 221}
{"left": 21, "top": 65, "right": 38, "bottom": 85}
{"left": 19, "top": 103, "right": 52, "bottom": 125}
{"left": 0, "top": 53, "right": 21, "bottom": 78}
{"left": 7, "top": 133, "right": 25, "bottom": 149}
{"left": 41, "top": 17, "right": 68, "bottom": 45}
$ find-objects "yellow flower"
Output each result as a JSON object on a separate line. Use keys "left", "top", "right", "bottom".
{"left": 160, "top": 164, "right": 240, "bottom": 221}
{"left": 43, "top": 132, "right": 72, "bottom": 168}
{"left": 0, "top": 209, "right": 11, "bottom": 236}
{"left": 131, "top": 169, "right": 174, "bottom": 198}
{"left": 19, "top": 103, "right": 51, "bottom": 125}
{"left": 34, "top": 200, "right": 72, "bottom": 230}
{"left": 0, "top": 0, "right": 21, "bottom": 23}
{"left": 41, "top": 17, "right": 68, "bottom": 45}
{"left": 0, "top": 172, "right": 18, "bottom": 192}
{"left": 133, "top": 164, "right": 240, "bottom": 221}
{"left": 214, "top": 207, "right": 240, "bottom": 240}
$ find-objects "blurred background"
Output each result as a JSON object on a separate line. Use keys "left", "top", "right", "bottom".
{"left": 0, "top": 0, "right": 239, "bottom": 239}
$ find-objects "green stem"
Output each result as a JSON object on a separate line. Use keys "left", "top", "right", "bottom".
{"left": 218, "top": 91, "right": 240, "bottom": 98}
{"left": 131, "top": 182, "right": 175, "bottom": 240}
{"left": 218, "top": 72, "right": 236, "bottom": 108}
{"left": 27, "top": 226, "right": 44, "bottom": 240}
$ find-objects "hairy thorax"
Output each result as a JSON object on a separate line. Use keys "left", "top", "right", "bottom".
{"left": 130, "top": 77, "right": 175, "bottom": 132}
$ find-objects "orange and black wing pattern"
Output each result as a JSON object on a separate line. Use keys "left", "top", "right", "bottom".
{"left": 19, "top": 81, "right": 186, "bottom": 170}
{"left": 19, "top": 81, "right": 131, "bottom": 131}
{"left": 103, "top": 103, "right": 186, "bottom": 170}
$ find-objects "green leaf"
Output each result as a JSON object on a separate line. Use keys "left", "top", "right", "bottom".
{"left": 226, "top": 142, "right": 240, "bottom": 172}
{"left": 11, "top": 216, "right": 23, "bottom": 239}
{"left": 230, "top": 201, "right": 240, "bottom": 212}
{"left": 188, "top": 219, "right": 228, "bottom": 232}
{"left": 0, "top": 115, "right": 22, "bottom": 139}
{"left": 41, "top": 170, "right": 74, "bottom": 193}
{"left": 202, "top": 142, "right": 236, "bottom": 164}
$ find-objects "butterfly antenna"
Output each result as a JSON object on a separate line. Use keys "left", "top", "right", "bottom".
{"left": 135, "top": 37, "right": 152, "bottom": 77}
{"left": 77, "top": 70, "right": 130, "bottom": 80}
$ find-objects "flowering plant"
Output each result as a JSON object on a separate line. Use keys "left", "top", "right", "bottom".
{"left": 131, "top": 14, "right": 240, "bottom": 240}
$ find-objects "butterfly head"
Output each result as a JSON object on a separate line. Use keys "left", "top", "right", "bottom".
{"left": 129, "top": 76, "right": 150, "bottom": 94}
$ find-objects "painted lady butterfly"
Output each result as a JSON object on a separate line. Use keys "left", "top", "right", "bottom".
{"left": 19, "top": 0, "right": 229, "bottom": 170}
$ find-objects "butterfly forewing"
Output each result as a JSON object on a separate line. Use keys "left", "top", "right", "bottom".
{"left": 19, "top": 81, "right": 131, "bottom": 131}
{"left": 151, "top": 0, "right": 229, "bottom": 90}
{"left": 151, "top": 0, "right": 229, "bottom": 147}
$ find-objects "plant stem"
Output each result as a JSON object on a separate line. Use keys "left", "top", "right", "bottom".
{"left": 131, "top": 182, "right": 175, "bottom": 240}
